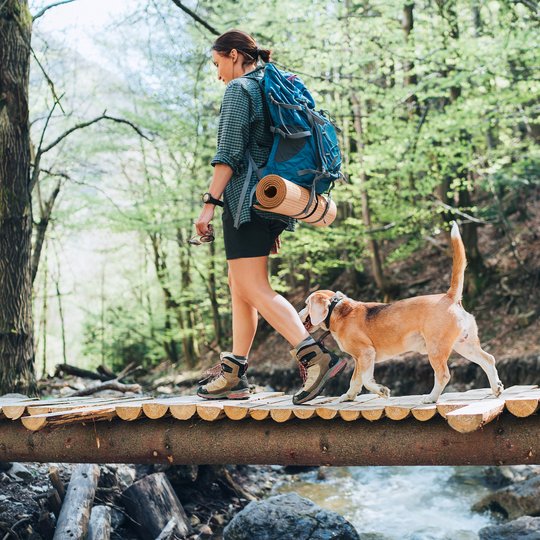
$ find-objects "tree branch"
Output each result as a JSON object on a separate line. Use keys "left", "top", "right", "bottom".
{"left": 170, "top": 0, "right": 220, "bottom": 35}
{"left": 36, "top": 113, "right": 150, "bottom": 165}
{"left": 33, "top": 0, "right": 77, "bottom": 20}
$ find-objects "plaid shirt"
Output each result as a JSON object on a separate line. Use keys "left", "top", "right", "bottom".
{"left": 211, "top": 66, "right": 295, "bottom": 231}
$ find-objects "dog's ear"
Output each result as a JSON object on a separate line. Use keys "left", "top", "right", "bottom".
{"left": 308, "top": 295, "right": 329, "bottom": 327}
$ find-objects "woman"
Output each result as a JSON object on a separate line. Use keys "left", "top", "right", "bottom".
{"left": 194, "top": 29, "right": 346, "bottom": 404}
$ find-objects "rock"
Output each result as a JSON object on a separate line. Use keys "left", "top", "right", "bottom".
{"left": 8, "top": 463, "right": 33, "bottom": 481}
{"left": 223, "top": 492, "right": 360, "bottom": 540}
{"left": 473, "top": 475, "right": 540, "bottom": 519}
{"left": 452, "top": 466, "right": 540, "bottom": 490}
{"left": 481, "top": 466, "right": 540, "bottom": 489}
{"left": 115, "top": 465, "right": 136, "bottom": 490}
{"left": 198, "top": 524, "right": 213, "bottom": 536}
{"left": 479, "top": 516, "right": 540, "bottom": 539}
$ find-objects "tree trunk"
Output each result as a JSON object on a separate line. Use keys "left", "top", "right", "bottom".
{"left": 351, "top": 92, "right": 388, "bottom": 296}
{"left": 207, "top": 239, "right": 223, "bottom": 346}
{"left": 402, "top": 3, "right": 419, "bottom": 119}
{"left": 0, "top": 0, "right": 37, "bottom": 395}
{"left": 176, "top": 227, "right": 198, "bottom": 368}
{"left": 150, "top": 233, "right": 182, "bottom": 364}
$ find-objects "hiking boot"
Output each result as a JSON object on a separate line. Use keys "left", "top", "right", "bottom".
{"left": 197, "top": 353, "right": 251, "bottom": 400}
{"left": 291, "top": 341, "right": 347, "bottom": 405}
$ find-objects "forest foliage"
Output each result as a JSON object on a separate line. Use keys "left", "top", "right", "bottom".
{"left": 27, "top": 0, "right": 539, "bottom": 373}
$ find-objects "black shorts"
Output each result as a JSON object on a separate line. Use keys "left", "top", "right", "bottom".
{"left": 222, "top": 203, "right": 287, "bottom": 260}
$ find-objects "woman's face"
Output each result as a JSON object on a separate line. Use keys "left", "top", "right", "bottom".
{"left": 212, "top": 50, "right": 236, "bottom": 84}
{"left": 212, "top": 49, "right": 249, "bottom": 84}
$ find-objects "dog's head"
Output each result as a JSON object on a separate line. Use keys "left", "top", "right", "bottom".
{"left": 299, "top": 290, "right": 346, "bottom": 333}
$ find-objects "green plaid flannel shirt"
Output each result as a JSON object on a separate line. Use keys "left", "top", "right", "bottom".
{"left": 211, "top": 66, "right": 295, "bottom": 231}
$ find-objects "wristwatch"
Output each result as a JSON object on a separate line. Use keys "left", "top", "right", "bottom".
{"left": 202, "top": 192, "right": 224, "bottom": 207}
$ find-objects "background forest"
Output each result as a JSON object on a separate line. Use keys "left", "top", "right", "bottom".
{"left": 4, "top": 0, "right": 538, "bottom": 390}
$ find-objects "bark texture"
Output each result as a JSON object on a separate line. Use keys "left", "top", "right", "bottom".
{"left": 0, "top": 0, "right": 37, "bottom": 395}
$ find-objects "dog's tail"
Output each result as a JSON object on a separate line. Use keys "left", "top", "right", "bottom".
{"left": 446, "top": 221, "right": 467, "bottom": 303}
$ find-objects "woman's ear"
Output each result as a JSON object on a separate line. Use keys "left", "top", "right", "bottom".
{"left": 308, "top": 295, "right": 329, "bottom": 327}
{"left": 230, "top": 48, "right": 238, "bottom": 62}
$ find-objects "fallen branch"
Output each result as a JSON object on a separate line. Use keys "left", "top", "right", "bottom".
{"left": 69, "top": 381, "right": 141, "bottom": 397}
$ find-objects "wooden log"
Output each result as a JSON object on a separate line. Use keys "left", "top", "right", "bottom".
{"left": 48, "top": 465, "right": 65, "bottom": 501}
{"left": 54, "top": 363, "right": 111, "bottom": 381}
{"left": 222, "top": 392, "right": 285, "bottom": 420}
{"left": 21, "top": 406, "right": 117, "bottom": 431}
{"left": 142, "top": 396, "right": 203, "bottom": 420}
{"left": 53, "top": 464, "right": 100, "bottom": 540}
{"left": 155, "top": 517, "right": 179, "bottom": 540}
{"left": 28, "top": 396, "right": 151, "bottom": 416}
{"left": 198, "top": 393, "right": 284, "bottom": 422}
{"left": 506, "top": 395, "right": 540, "bottom": 417}
{"left": 87, "top": 505, "right": 111, "bottom": 540}
{"left": 411, "top": 404, "right": 438, "bottom": 422}
{"left": 385, "top": 396, "right": 427, "bottom": 421}
{"left": 70, "top": 381, "right": 141, "bottom": 397}
{"left": 122, "top": 472, "right": 190, "bottom": 539}
{"left": 46, "top": 488, "right": 62, "bottom": 518}
{"left": 446, "top": 399, "right": 506, "bottom": 433}
{"left": 269, "top": 397, "right": 335, "bottom": 423}
{"left": 247, "top": 396, "right": 298, "bottom": 420}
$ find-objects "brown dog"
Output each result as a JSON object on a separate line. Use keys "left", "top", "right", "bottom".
{"left": 299, "top": 223, "right": 504, "bottom": 403}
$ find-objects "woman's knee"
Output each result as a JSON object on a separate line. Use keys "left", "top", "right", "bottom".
{"left": 228, "top": 262, "right": 272, "bottom": 302}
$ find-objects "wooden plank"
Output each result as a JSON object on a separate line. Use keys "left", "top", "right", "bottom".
{"left": 446, "top": 399, "right": 505, "bottom": 433}
{"left": 411, "top": 403, "right": 438, "bottom": 422}
{"left": 29, "top": 396, "right": 153, "bottom": 416}
{"left": 197, "top": 393, "right": 283, "bottom": 422}
{"left": 269, "top": 397, "right": 335, "bottom": 423}
{"left": 505, "top": 390, "right": 540, "bottom": 418}
{"left": 312, "top": 394, "right": 381, "bottom": 421}
{"left": 500, "top": 385, "right": 538, "bottom": 395}
{"left": 385, "top": 396, "right": 427, "bottom": 421}
{"left": 21, "top": 405, "right": 117, "bottom": 431}
{"left": 436, "top": 388, "right": 495, "bottom": 418}
{"left": 143, "top": 396, "right": 202, "bottom": 420}
{"left": 222, "top": 393, "right": 285, "bottom": 420}
{"left": 248, "top": 396, "right": 297, "bottom": 421}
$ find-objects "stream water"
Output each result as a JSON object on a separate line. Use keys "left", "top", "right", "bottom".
{"left": 275, "top": 466, "right": 498, "bottom": 539}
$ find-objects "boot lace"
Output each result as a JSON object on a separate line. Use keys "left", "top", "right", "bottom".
{"left": 297, "top": 358, "right": 309, "bottom": 383}
{"left": 198, "top": 362, "right": 223, "bottom": 385}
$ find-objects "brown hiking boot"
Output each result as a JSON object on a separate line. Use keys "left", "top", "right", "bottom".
{"left": 291, "top": 341, "right": 347, "bottom": 404}
{"left": 197, "top": 353, "right": 251, "bottom": 400}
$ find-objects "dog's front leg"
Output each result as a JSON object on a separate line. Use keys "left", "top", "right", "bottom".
{"left": 341, "top": 347, "right": 390, "bottom": 401}
{"left": 338, "top": 359, "right": 363, "bottom": 402}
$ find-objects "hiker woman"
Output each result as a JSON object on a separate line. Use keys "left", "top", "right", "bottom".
{"left": 194, "top": 29, "right": 346, "bottom": 404}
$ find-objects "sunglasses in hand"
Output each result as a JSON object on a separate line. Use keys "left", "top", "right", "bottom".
{"left": 188, "top": 224, "right": 215, "bottom": 246}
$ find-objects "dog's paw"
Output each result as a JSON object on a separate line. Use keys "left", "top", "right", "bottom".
{"left": 378, "top": 386, "right": 391, "bottom": 399}
{"left": 421, "top": 395, "right": 437, "bottom": 404}
{"left": 338, "top": 393, "right": 355, "bottom": 403}
{"left": 493, "top": 381, "right": 504, "bottom": 397}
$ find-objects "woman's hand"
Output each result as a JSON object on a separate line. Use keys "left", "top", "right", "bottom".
{"left": 195, "top": 204, "right": 215, "bottom": 236}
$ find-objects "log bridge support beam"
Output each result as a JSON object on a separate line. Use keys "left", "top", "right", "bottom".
{"left": 0, "top": 415, "right": 538, "bottom": 466}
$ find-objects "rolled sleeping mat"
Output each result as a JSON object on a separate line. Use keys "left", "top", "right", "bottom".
{"left": 253, "top": 174, "right": 337, "bottom": 227}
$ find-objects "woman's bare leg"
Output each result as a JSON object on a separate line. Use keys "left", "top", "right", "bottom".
{"left": 229, "top": 270, "right": 258, "bottom": 356}
{"left": 228, "top": 256, "right": 309, "bottom": 349}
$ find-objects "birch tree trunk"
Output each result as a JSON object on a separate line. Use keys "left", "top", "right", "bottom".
{"left": 0, "top": 0, "right": 37, "bottom": 395}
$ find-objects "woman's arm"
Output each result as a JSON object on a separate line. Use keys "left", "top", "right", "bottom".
{"left": 194, "top": 164, "right": 233, "bottom": 237}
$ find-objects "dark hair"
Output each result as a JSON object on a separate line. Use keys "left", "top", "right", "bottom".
{"left": 212, "top": 29, "right": 272, "bottom": 65}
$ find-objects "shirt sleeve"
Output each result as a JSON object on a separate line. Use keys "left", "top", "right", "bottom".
{"left": 211, "top": 81, "right": 251, "bottom": 171}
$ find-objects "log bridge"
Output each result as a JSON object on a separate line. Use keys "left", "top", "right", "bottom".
{"left": 1, "top": 385, "right": 539, "bottom": 466}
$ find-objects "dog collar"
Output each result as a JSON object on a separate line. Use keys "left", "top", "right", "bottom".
{"left": 323, "top": 296, "right": 343, "bottom": 331}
